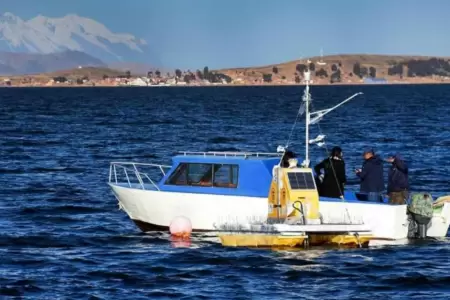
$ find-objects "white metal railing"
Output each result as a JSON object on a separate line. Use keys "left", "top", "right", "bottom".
{"left": 176, "top": 151, "right": 282, "bottom": 158}
{"left": 109, "top": 162, "right": 171, "bottom": 191}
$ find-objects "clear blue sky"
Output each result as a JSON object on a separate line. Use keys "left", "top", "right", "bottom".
{"left": 2, "top": 0, "right": 450, "bottom": 69}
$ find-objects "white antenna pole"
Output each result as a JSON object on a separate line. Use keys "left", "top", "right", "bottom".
{"left": 303, "top": 69, "right": 311, "bottom": 168}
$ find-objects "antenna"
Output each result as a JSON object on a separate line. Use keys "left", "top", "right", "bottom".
{"left": 301, "top": 70, "right": 363, "bottom": 168}
{"left": 302, "top": 69, "right": 312, "bottom": 168}
{"left": 280, "top": 54, "right": 362, "bottom": 169}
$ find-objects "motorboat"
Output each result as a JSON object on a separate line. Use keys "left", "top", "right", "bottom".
{"left": 108, "top": 69, "right": 450, "bottom": 245}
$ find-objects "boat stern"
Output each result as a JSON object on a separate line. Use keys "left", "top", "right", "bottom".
{"left": 427, "top": 198, "right": 450, "bottom": 237}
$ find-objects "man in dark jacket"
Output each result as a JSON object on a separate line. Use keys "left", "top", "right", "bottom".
{"left": 355, "top": 148, "right": 384, "bottom": 200}
{"left": 314, "top": 146, "right": 346, "bottom": 198}
{"left": 386, "top": 153, "right": 409, "bottom": 204}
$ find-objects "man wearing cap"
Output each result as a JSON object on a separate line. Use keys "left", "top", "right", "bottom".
{"left": 386, "top": 153, "right": 409, "bottom": 204}
{"left": 355, "top": 148, "right": 385, "bottom": 201}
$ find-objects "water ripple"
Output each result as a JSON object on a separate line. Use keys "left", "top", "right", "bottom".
{"left": 0, "top": 86, "right": 449, "bottom": 299}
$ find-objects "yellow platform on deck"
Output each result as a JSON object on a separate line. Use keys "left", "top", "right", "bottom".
{"left": 219, "top": 234, "right": 307, "bottom": 248}
{"left": 218, "top": 233, "right": 374, "bottom": 248}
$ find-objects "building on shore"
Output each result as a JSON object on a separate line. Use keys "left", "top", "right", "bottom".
{"left": 364, "top": 77, "right": 388, "bottom": 84}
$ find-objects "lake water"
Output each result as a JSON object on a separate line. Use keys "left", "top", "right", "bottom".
{"left": 0, "top": 85, "right": 449, "bottom": 299}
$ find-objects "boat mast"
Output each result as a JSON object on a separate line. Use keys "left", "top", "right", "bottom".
{"left": 303, "top": 69, "right": 311, "bottom": 168}
{"left": 301, "top": 67, "right": 363, "bottom": 168}
{"left": 283, "top": 56, "right": 362, "bottom": 169}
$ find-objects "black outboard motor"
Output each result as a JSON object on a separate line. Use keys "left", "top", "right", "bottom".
{"left": 407, "top": 192, "right": 433, "bottom": 239}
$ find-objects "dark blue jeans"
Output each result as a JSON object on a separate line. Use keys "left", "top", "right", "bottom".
{"left": 368, "top": 192, "right": 382, "bottom": 202}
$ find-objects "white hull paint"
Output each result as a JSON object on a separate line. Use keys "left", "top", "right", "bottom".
{"left": 427, "top": 202, "right": 450, "bottom": 237}
{"left": 110, "top": 184, "right": 450, "bottom": 242}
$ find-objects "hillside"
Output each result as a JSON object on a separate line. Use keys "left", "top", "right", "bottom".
{"left": 216, "top": 54, "right": 450, "bottom": 85}
{"left": 3, "top": 54, "right": 450, "bottom": 87}
{"left": 0, "top": 50, "right": 105, "bottom": 75}
{"left": 0, "top": 66, "right": 128, "bottom": 86}
{"left": 42, "top": 67, "right": 125, "bottom": 80}
{"left": 107, "top": 62, "right": 171, "bottom": 76}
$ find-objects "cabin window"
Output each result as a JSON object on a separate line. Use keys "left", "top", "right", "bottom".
{"left": 188, "top": 163, "right": 213, "bottom": 186}
{"left": 287, "top": 172, "right": 316, "bottom": 190}
{"left": 213, "top": 164, "right": 238, "bottom": 188}
{"left": 167, "top": 163, "right": 188, "bottom": 185}
{"left": 165, "top": 163, "right": 238, "bottom": 188}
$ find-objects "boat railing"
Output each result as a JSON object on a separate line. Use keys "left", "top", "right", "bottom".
{"left": 109, "top": 162, "right": 171, "bottom": 191}
{"left": 175, "top": 151, "right": 282, "bottom": 158}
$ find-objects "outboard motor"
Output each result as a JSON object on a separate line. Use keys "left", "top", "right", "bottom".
{"left": 407, "top": 192, "right": 433, "bottom": 239}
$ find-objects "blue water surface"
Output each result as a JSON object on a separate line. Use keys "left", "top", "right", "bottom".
{"left": 0, "top": 85, "right": 449, "bottom": 299}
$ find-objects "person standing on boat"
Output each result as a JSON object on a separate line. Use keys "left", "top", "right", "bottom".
{"left": 355, "top": 148, "right": 384, "bottom": 201}
{"left": 281, "top": 150, "right": 296, "bottom": 168}
{"left": 386, "top": 153, "right": 409, "bottom": 204}
{"left": 314, "top": 146, "right": 346, "bottom": 198}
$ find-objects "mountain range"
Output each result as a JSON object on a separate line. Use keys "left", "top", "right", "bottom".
{"left": 0, "top": 50, "right": 106, "bottom": 75}
{"left": 0, "top": 12, "right": 157, "bottom": 75}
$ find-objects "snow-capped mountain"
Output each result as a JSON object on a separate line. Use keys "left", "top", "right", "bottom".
{"left": 0, "top": 12, "right": 149, "bottom": 63}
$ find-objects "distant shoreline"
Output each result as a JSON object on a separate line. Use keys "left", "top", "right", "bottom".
{"left": 2, "top": 53, "right": 450, "bottom": 87}
{"left": 2, "top": 81, "right": 450, "bottom": 88}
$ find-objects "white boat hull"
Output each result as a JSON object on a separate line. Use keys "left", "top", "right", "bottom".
{"left": 110, "top": 184, "right": 450, "bottom": 242}
{"left": 427, "top": 203, "right": 450, "bottom": 237}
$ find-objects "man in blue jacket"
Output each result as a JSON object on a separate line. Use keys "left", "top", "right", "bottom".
{"left": 386, "top": 153, "right": 409, "bottom": 204}
{"left": 355, "top": 148, "right": 384, "bottom": 201}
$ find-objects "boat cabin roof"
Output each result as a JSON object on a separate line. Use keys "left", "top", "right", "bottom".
{"left": 174, "top": 151, "right": 283, "bottom": 161}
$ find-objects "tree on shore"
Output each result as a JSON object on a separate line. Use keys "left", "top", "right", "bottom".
{"left": 296, "top": 64, "right": 308, "bottom": 74}
{"left": 272, "top": 66, "right": 279, "bottom": 74}
{"left": 203, "top": 66, "right": 209, "bottom": 80}
{"left": 175, "top": 69, "right": 182, "bottom": 78}
{"left": 208, "top": 72, "right": 232, "bottom": 83}
{"left": 155, "top": 70, "right": 161, "bottom": 78}
{"left": 369, "top": 66, "right": 377, "bottom": 78}
{"left": 262, "top": 73, "right": 272, "bottom": 82}
{"left": 53, "top": 76, "right": 67, "bottom": 83}
{"left": 103, "top": 74, "right": 109, "bottom": 80}
{"left": 147, "top": 71, "right": 153, "bottom": 77}
{"left": 388, "top": 64, "right": 403, "bottom": 76}
{"left": 359, "top": 66, "right": 368, "bottom": 78}
{"left": 125, "top": 71, "right": 131, "bottom": 79}
{"left": 315, "top": 68, "right": 328, "bottom": 77}
{"left": 353, "top": 63, "right": 361, "bottom": 78}
{"left": 330, "top": 70, "right": 341, "bottom": 83}
{"left": 309, "top": 62, "right": 315, "bottom": 71}
{"left": 196, "top": 69, "right": 204, "bottom": 80}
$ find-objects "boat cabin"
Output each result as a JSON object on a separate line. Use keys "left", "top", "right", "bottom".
{"left": 109, "top": 150, "right": 390, "bottom": 204}
{"left": 159, "top": 152, "right": 390, "bottom": 204}
{"left": 158, "top": 152, "right": 282, "bottom": 197}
